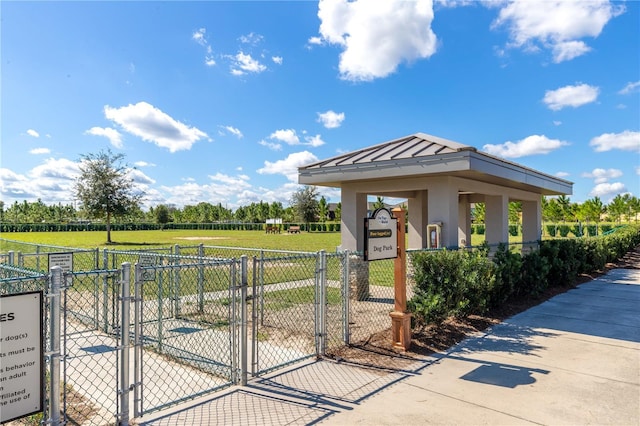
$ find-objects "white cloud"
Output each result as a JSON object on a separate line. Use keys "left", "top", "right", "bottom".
{"left": 160, "top": 173, "right": 252, "bottom": 208}
{"left": 221, "top": 125, "right": 243, "bottom": 138}
{"left": 551, "top": 40, "right": 591, "bottom": 63}
{"left": 270, "top": 129, "right": 300, "bottom": 145}
{"left": 619, "top": 81, "right": 640, "bottom": 95}
{"left": 231, "top": 52, "right": 266, "bottom": 75}
{"left": 304, "top": 134, "right": 325, "bottom": 147}
{"left": 192, "top": 28, "right": 207, "bottom": 45}
{"left": 29, "top": 148, "right": 51, "bottom": 155}
{"left": 127, "top": 168, "right": 155, "bottom": 186}
{"left": 581, "top": 168, "right": 623, "bottom": 184}
{"left": 307, "top": 36, "right": 323, "bottom": 46}
{"left": 259, "top": 140, "right": 282, "bottom": 151}
{"left": 104, "top": 102, "right": 209, "bottom": 153}
{"left": 553, "top": 120, "right": 562, "bottom": 126}
{"left": 239, "top": 32, "right": 263, "bottom": 45}
{"left": 85, "top": 126, "right": 123, "bottom": 148}
{"left": 315, "top": 0, "right": 437, "bottom": 81}
{"left": 590, "top": 130, "right": 640, "bottom": 153}
{"left": 134, "top": 161, "right": 155, "bottom": 167}
{"left": 589, "top": 182, "right": 626, "bottom": 198}
{"left": 272, "top": 56, "right": 283, "bottom": 65}
{"left": 317, "top": 110, "right": 345, "bottom": 128}
{"left": 483, "top": 134, "right": 568, "bottom": 158}
{"left": 193, "top": 27, "right": 216, "bottom": 67}
{"left": 27, "top": 129, "right": 40, "bottom": 138}
{"left": 491, "top": 0, "right": 624, "bottom": 63}
{"left": 258, "top": 151, "right": 319, "bottom": 182}
{"left": 555, "top": 171, "right": 569, "bottom": 178}
{"left": 543, "top": 83, "right": 599, "bottom": 111}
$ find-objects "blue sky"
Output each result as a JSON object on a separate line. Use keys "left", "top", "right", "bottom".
{"left": 1, "top": 0, "right": 638, "bottom": 210}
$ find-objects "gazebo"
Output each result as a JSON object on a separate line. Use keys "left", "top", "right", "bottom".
{"left": 298, "top": 132, "right": 573, "bottom": 252}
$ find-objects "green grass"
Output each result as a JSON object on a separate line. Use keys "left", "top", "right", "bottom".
{"left": 264, "top": 286, "right": 341, "bottom": 311}
{"left": 0, "top": 229, "right": 342, "bottom": 252}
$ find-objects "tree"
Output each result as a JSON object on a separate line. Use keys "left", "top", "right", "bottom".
{"left": 472, "top": 203, "right": 485, "bottom": 223}
{"left": 318, "top": 196, "right": 329, "bottom": 222}
{"left": 290, "top": 186, "right": 319, "bottom": 227}
{"left": 155, "top": 204, "right": 171, "bottom": 229}
{"left": 74, "top": 149, "right": 143, "bottom": 243}
{"left": 372, "top": 196, "right": 386, "bottom": 210}
{"left": 607, "top": 194, "right": 627, "bottom": 224}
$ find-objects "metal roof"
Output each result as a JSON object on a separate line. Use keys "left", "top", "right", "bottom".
{"left": 298, "top": 132, "right": 573, "bottom": 196}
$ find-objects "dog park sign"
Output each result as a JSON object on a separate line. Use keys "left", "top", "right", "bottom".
{"left": 0, "top": 291, "right": 44, "bottom": 423}
{"left": 364, "top": 208, "right": 398, "bottom": 261}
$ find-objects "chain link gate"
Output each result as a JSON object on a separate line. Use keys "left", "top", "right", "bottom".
{"left": 131, "top": 257, "right": 240, "bottom": 417}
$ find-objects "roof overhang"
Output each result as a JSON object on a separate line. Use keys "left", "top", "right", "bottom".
{"left": 298, "top": 133, "right": 573, "bottom": 196}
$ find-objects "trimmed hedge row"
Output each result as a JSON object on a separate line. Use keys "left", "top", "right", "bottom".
{"left": 408, "top": 224, "right": 640, "bottom": 328}
{"left": 470, "top": 223, "right": 622, "bottom": 237}
{"left": 0, "top": 222, "right": 342, "bottom": 233}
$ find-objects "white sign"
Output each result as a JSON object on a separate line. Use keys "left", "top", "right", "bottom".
{"left": 365, "top": 208, "right": 398, "bottom": 261}
{"left": 0, "top": 292, "right": 43, "bottom": 423}
{"left": 139, "top": 254, "right": 157, "bottom": 281}
{"left": 48, "top": 252, "right": 73, "bottom": 273}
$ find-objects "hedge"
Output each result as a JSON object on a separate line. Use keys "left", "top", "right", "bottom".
{"left": 408, "top": 224, "right": 640, "bottom": 329}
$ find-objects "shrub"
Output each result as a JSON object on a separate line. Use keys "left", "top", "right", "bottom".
{"left": 518, "top": 250, "right": 550, "bottom": 297}
{"left": 475, "top": 224, "right": 485, "bottom": 235}
{"left": 558, "top": 224, "right": 571, "bottom": 237}
{"left": 491, "top": 243, "right": 522, "bottom": 306}
{"left": 572, "top": 224, "right": 583, "bottom": 237}
{"left": 586, "top": 224, "right": 598, "bottom": 237}
{"left": 508, "top": 224, "right": 519, "bottom": 237}
{"left": 408, "top": 249, "right": 494, "bottom": 327}
{"left": 546, "top": 224, "right": 557, "bottom": 237}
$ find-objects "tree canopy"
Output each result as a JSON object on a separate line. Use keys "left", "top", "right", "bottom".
{"left": 290, "top": 186, "right": 319, "bottom": 226}
{"left": 74, "top": 150, "right": 143, "bottom": 243}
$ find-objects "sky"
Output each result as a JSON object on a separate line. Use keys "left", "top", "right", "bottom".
{"left": 1, "top": 0, "right": 639, "bottom": 211}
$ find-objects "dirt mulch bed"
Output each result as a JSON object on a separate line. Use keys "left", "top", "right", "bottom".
{"left": 326, "top": 245, "right": 640, "bottom": 370}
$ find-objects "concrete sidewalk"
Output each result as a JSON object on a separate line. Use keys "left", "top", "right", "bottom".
{"left": 134, "top": 267, "right": 640, "bottom": 426}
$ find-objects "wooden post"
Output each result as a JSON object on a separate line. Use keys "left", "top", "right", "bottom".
{"left": 390, "top": 207, "right": 411, "bottom": 351}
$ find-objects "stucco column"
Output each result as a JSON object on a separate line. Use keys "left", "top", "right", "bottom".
{"left": 521, "top": 199, "right": 542, "bottom": 250}
{"left": 485, "top": 195, "right": 509, "bottom": 246}
{"left": 407, "top": 190, "right": 428, "bottom": 249}
{"left": 458, "top": 194, "right": 471, "bottom": 247}
{"left": 340, "top": 186, "right": 367, "bottom": 252}
{"left": 427, "top": 178, "right": 459, "bottom": 248}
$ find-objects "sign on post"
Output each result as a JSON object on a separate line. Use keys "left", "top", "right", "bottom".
{"left": 48, "top": 252, "right": 73, "bottom": 273}
{"left": 364, "top": 208, "right": 398, "bottom": 261}
{"left": 139, "top": 254, "right": 157, "bottom": 281}
{"left": 0, "top": 291, "right": 44, "bottom": 423}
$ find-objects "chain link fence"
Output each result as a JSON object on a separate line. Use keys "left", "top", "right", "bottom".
{"left": 1, "top": 239, "right": 421, "bottom": 425}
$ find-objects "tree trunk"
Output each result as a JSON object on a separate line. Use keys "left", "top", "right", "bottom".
{"left": 107, "top": 212, "right": 112, "bottom": 243}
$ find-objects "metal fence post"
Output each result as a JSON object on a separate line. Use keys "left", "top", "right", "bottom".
{"left": 259, "top": 250, "right": 265, "bottom": 326}
{"left": 102, "top": 249, "right": 109, "bottom": 333}
{"left": 343, "top": 250, "right": 350, "bottom": 345}
{"left": 240, "top": 255, "right": 248, "bottom": 386}
{"left": 198, "top": 244, "right": 204, "bottom": 313}
{"left": 133, "top": 263, "right": 143, "bottom": 418}
{"left": 230, "top": 260, "right": 237, "bottom": 384}
{"left": 8, "top": 250, "right": 14, "bottom": 265}
{"left": 119, "top": 263, "right": 131, "bottom": 426}
{"left": 251, "top": 256, "right": 258, "bottom": 376}
{"left": 319, "top": 250, "right": 327, "bottom": 356}
{"left": 48, "top": 266, "right": 63, "bottom": 426}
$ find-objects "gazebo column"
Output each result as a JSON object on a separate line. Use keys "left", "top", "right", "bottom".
{"left": 340, "top": 185, "right": 369, "bottom": 300}
{"left": 521, "top": 199, "right": 542, "bottom": 252}
{"left": 485, "top": 195, "right": 509, "bottom": 246}
{"left": 340, "top": 186, "right": 367, "bottom": 252}
{"left": 458, "top": 194, "right": 471, "bottom": 247}
{"left": 427, "top": 179, "right": 459, "bottom": 248}
{"left": 408, "top": 190, "right": 428, "bottom": 249}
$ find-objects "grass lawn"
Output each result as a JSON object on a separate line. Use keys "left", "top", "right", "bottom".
{"left": 0, "top": 229, "right": 525, "bottom": 253}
